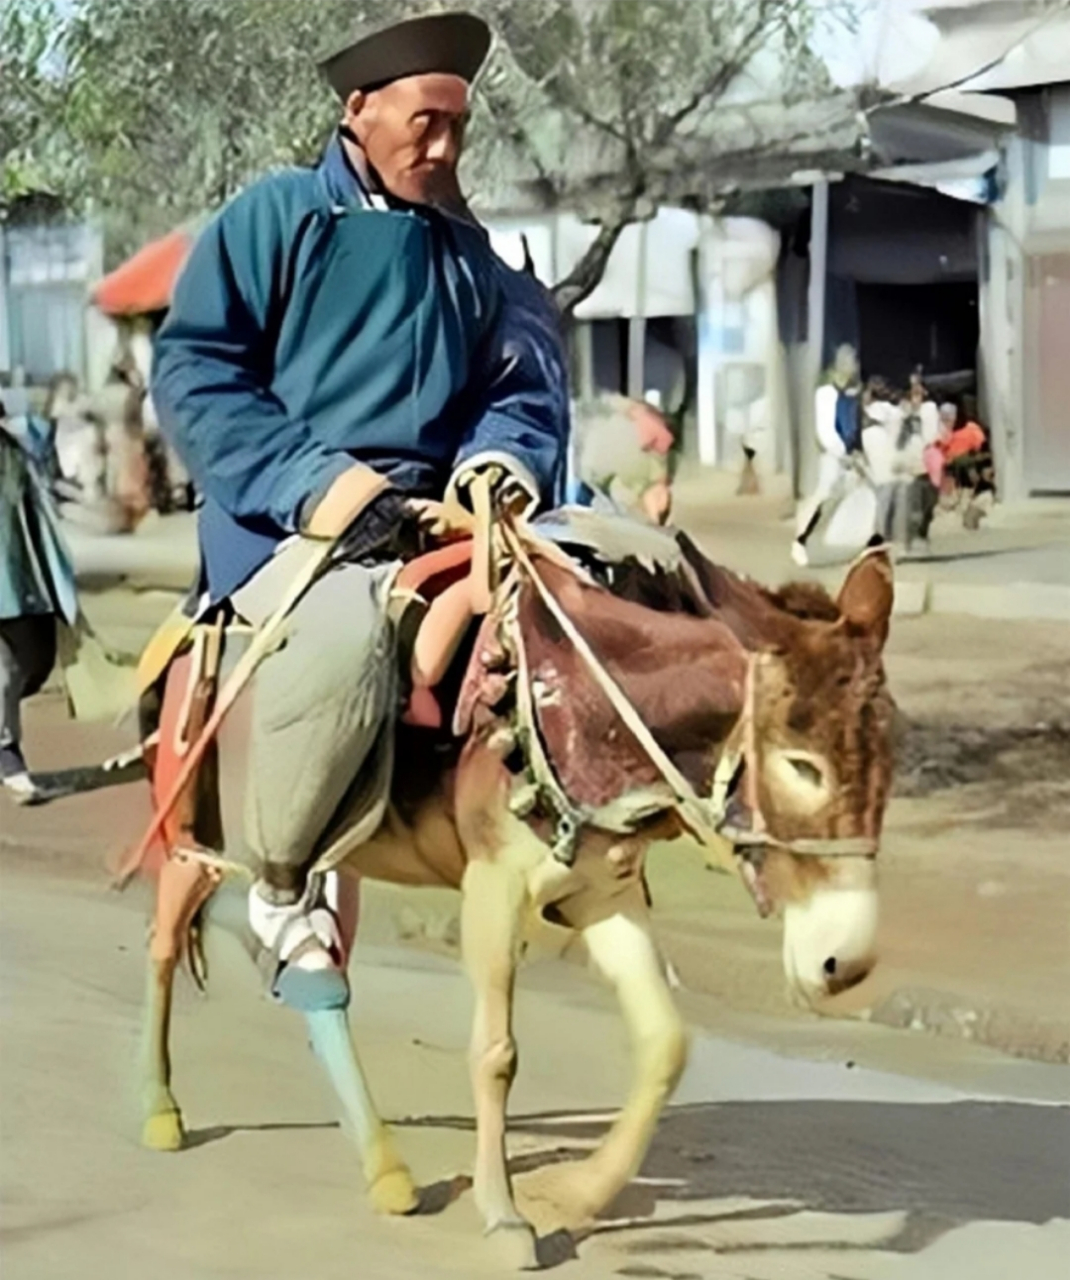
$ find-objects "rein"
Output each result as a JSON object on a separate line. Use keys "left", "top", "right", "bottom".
{"left": 502, "top": 520, "right": 732, "bottom": 861}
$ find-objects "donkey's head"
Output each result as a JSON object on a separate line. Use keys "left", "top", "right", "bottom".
{"left": 718, "top": 549, "right": 895, "bottom": 1005}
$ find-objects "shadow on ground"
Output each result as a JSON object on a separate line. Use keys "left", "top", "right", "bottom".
{"left": 402, "top": 1098, "right": 1070, "bottom": 1261}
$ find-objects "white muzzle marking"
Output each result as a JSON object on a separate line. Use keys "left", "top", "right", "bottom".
{"left": 782, "top": 885, "right": 879, "bottom": 1004}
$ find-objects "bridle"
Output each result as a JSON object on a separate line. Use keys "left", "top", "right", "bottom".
{"left": 500, "top": 519, "right": 880, "bottom": 882}
{"left": 715, "top": 651, "right": 879, "bottom": 860}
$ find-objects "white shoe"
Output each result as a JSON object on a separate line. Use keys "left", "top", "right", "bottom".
{"left": 790, "top": 540, "right": 809, "bottom": 568}
{"left": 2, "top": 772, "right": 43, "bottom": 805}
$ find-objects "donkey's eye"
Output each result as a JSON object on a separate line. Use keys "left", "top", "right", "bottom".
{"left": 788, "top": 757, "right": 825, "bottom": 788}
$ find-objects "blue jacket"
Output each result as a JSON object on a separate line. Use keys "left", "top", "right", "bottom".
{"left": 0, "top": 418, "right": 79, "bottom": 625}
{"left": 152, "top": 135, "right": 568, "bottom": 600}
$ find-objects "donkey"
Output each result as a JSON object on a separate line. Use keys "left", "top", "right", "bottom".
{"left": 135, "top": 522, "right": 895, "bottom": 1268}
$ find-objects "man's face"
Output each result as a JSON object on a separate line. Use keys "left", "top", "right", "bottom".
{"left": 833, "top": 345, "right": 859, "bottom": 382}
{"left": 344, "top": 73, "right": 469, "bottom": 206}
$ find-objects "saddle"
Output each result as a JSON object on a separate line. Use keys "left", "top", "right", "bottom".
{"left": 392, "top": 540, "right": 478, "bottom": 729}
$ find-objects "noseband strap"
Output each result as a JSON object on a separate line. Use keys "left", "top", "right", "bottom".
{"left": 721, "top": 826, "right": 879, "bottom": 859}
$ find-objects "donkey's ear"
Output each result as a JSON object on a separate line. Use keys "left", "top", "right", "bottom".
{"left": 837, "top": 544, "right": 894, "bottom": 645}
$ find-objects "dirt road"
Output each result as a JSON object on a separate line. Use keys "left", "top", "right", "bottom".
{"left": 7, "top": 586, "right": 1069, "bottom": 1071}
{"left": 1, "top": 865, "right": 1067, "bottom": 1280}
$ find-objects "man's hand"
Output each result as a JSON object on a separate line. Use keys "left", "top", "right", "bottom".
{"left": 452, "top": 462, "right": 533, "bottom": 519}
{"left": 406, "top": 497, "right": 475, "bottom": 542}
{"left": 642, "top": 479, "right": 672, "bottom": 526}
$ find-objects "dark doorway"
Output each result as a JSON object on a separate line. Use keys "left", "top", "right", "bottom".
{"left": 856, "top": 281, "right": 979, "bottom": 387}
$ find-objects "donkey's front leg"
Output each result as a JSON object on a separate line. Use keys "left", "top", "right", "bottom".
{"left": 461, "top": 856, "right": 536, "bottom": 1265}
{"left": 560, "top": 887, "right": 688, "bottom": 1224}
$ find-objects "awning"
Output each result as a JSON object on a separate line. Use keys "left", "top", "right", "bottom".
{"left": 92, "top": 228, "right": 195, "bottom": 316}
{"left": 869, "top": 149, "right": 1001, "bottom": 203}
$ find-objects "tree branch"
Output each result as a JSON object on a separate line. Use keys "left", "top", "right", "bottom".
{"left": 543, "top": 63, "right": 629, "bottom": 143}
{"left": 551, "top": 196, "right": 639, "bottom": 318}
{"left": 480, "top": 82, "right": 557, "bottom": 191}
{"left": 649, "top": 1, "right": 786, "bottom": 147}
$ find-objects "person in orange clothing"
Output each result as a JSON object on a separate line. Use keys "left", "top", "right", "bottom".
{"left": 943, "top": 415, "right": 987, "bottom": 463}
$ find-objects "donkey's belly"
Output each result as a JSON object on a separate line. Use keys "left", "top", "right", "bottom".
{"left": 342, "top": 799, "right": 466, "bottom": 891}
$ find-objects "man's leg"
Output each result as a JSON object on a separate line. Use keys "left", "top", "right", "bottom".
{"left": 0, "top": 616, "right": 55, "bottom": 800}
{"left": 873, "top": 482, "right": 896, "bottom": 543}
{"left": 0, "top": 626, "right": 25, "bottom": 782}
{"left": 793, "top": 453, "right": 843, "bottom": 566}
{"left": 216, "top": 550, "right": 397, "bottom": 1009}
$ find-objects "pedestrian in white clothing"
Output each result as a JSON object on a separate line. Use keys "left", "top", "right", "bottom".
{"left": 791, "top": 344, "right": 862, "bottom": 567}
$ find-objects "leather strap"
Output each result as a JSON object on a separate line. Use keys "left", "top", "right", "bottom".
{"left": 502, "top": 521, "right": 732, "bottom": 862}
{"left": 116, "top": 538, "right": 337, "bottom": 887}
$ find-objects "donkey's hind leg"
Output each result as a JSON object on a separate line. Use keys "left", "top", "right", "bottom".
{"left": 141, "top": 855, "right": 218, "bottom": 1151}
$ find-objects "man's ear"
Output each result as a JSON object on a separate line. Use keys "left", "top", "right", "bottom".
{"left": 343, "top": 89, "right": 368, "bottom": 135}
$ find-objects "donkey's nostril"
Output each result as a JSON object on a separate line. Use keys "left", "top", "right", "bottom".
{"left": 823, "top": 956, "right": 838, "bottom": 976}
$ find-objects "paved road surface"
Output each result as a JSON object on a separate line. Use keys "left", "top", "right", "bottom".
{"left": 1, "top": 868, "right": 1067, "bottom": 1279}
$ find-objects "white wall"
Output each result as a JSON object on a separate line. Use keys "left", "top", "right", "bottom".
{"left": 982, "top": 96, "right": 1070, "bottom": 500}
{"left": 695, "top": 218, "right": 783, "bottom": 474}
{"left": 483, "top": 206, "right": 789, "bottom": 476}
{"left": 484, "top": 208, "right": 702, "bottom": 318}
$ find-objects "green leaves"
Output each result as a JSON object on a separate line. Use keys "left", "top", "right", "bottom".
{"left": 2, "top": 0, "right": 408, "bottom": 256}
{"left": 2, "top": 0, "right": 845, "bottom": 300}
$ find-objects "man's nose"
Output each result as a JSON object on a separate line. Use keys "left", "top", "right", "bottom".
{"left": 425, "top": 128, "right": 457, "bottom": 164}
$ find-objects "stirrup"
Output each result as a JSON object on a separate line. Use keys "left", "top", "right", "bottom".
{"left": 270, "top": 932, "right": 349, "bottom": 1013}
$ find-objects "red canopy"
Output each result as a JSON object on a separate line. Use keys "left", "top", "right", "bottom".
{"left": 92, "top": 228, "right": 194, "bottom": 317}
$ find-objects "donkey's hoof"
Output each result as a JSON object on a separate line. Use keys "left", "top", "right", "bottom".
{"left": 142, "top": 1108, "right": 185, "bottom": 1152}
{"left": 369, "top": 1167, "right": 419, "bottom": 1216}
{"left": 485, "top": 1219, "right": 540, "bottom": 1271}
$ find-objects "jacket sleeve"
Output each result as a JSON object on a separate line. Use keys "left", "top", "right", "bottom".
{"left": 449, "top": 265, "right": 569, "bottom": 509}
{"left": 151, "top": 181, "right": 353, "bottom": 532}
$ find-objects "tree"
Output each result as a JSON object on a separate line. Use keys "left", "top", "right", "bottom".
{"left": 3, "top": 0, "right": 853, "bottom": 294}
{"left": 462, "top": 0, "right": 850, "bottom": 315}
{"left": 64, "top": 0, "right": 404, "bottom": 262}
{"left": 2, "top": 0, "right": 418, "bottom": 261}
{"left": 0, "top": 0, "right": 70, "bottom": 212}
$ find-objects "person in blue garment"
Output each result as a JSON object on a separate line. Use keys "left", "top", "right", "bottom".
{"left": 150, "top": 12, "right": 569, "bottom": 1012}
{"left": 0, "top": 400, "right": 80, "bottom": 804}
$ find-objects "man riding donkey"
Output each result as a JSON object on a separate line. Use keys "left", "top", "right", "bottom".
{"left": 148, "top": 12, "right": 568, "bottom": 1015}
{"left": 127, "top": 14, "right": 896, "bottom": 1260}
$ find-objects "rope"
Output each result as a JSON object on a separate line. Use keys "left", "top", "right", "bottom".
{"left": 502, "top": 521, "right": 730, "bottom": 854}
